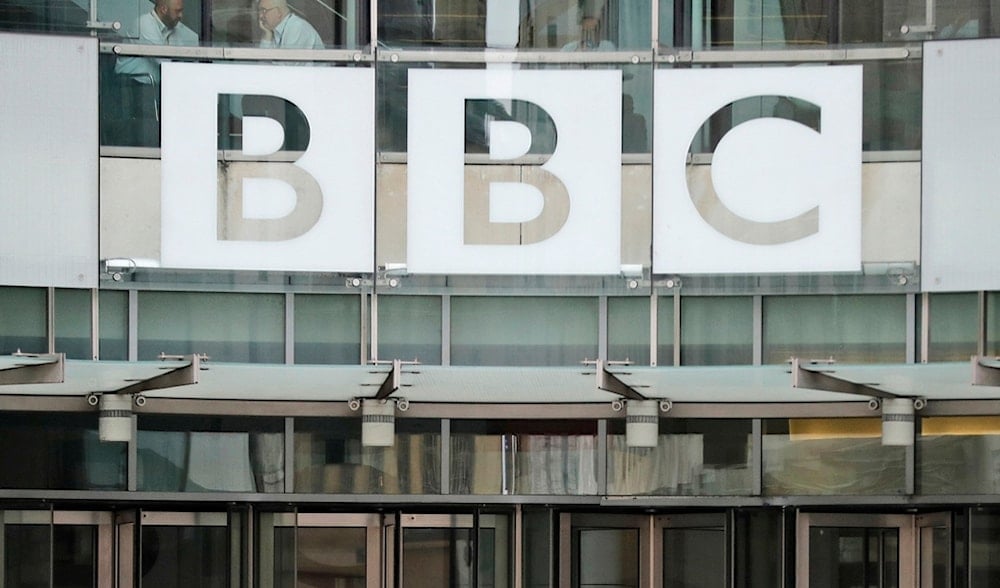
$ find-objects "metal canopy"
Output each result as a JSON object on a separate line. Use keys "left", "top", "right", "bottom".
{"left": 0, "top": 357, "right": 999, "bottom": 404}
{"left": 110, "top": 354, "right": 203, "bottom": 396}
{"left": 791, "top": 357, "right": 898, "bottom": 400}
{"left": 0, "top": 353, "right": 64, "bottom": 386}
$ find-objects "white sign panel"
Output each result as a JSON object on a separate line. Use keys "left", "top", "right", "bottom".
{"left": 161, "top": 63, "right": 375, "bottom": 272}
{"left": 0, "top": 33, "right": 98, "bottom": 288}
{"left": 407, "top": 69, "right": 622, "bottom": 275}
{"left": 653, "top": 66, "right": 862, "bottom": 274}
{"left": 922, "top": 39, "right": 1000, "bottom": 292}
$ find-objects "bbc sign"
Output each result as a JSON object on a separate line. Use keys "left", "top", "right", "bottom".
{"left": 161, "top": 63, "right": 862, "bottom": 276}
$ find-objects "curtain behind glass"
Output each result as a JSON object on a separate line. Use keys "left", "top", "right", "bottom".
{"left": 294, "top": 294, "right": 361, "bottom": 365}
{"left": 138, "top": 291, "right": 284, "bottom": 363}
{"left": 451, "top": 297, "right": 598, "bottom": 366}
{"left": 55, "top": 288, "right": 91, "bottom": 359}
{"left": 680, "top": 296, "right": 752, "bottom": 365}
{"left": 927, "top": 292, "right": 978, "bottom": 361}
{"left": 763, "top": 295, "right": 906, "bottom": 363}
{"left": 0, "top": 286, "right": 46, "bottom": 354}
{"left": 377, "top": 295, "right": 442, "bottom": 364}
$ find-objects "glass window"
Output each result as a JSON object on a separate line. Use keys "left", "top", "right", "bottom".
{"left": 608, "top": 297, "right": 650, "bottom": 366}
{"left": 927, "top": 292, "right": 979, "bottom": 361}
{"left": 762, "top": 418, "right": 906, "bottom": 495}
{"left": 970, "top": 508, "right": 1000, "bottom": 586}
{"left": 294, "top": 294, "right": 361, "bottom": 365}
{"left": 451, "top": 297, "right": 598, "bottom": 366}
{"left": 99, "top": 290, "right": 129, "bottom": 360}
{"left": 682, "top": 62, "right": 921, "bottom": 153}
{"left": 55, "top": 288, "right": 91, "bottom": 360}
{"left": 141, "top": 523, "right": 228, "bottom": 588}
{"left": 451, "top": 420, "right": 598, "bottom": 495}
{"left": 138, "top": 291, "right": 285, "bottom": 363}
{"left": 657, "top": 295, "right": 676, "bottom": 365}
{"left": 763, "top": 295, "right": 906, "bottom": 364}
{"left": 607, "top": 419, "right": 752, "bottom": 495}
{"left": 211, "top": 0, "right": 370, "bottom": 48}
{"left": 0, "top": 412, "right": 126, "bottom": 490}
{"left": 919, "top": 416, "right": 1000, "bottom": 494}
{"left": 681, "top": 296, "right": 752, "bottom": 366}
{"left": 989, "top": 292, "right": 1000, "bottom": 357}
{"left": 294, "top": 418, "right": 441, "bottom": 494}
{"left": 378, "top": 0, "right": 651, "bottom": 50}
{"left": 137, "top": 415, "right": 285, "bottom": 492}
{"left": 0, "top": 0, "right": 91, "bottom": 34}
{"left": 376, "top": 295, "right": 442, "bottom": 364}
{"left": 0, "top": 286, "right": 46, "bottom": 355}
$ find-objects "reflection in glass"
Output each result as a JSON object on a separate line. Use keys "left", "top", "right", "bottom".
{"left": 138, "top": 291, "right": 285, "bottom": 363}
{"left": 141, "top": 526, "right": 228, "bottom": 587}
{"left": 138, "top": 416, "right": 285, "bottom": 492}
{"left": 295, "top": 418, "right": 441, "bottom": 494}
{"left": 0, "top": 286, "right": 46, "bottom": 355}
{"left": 608, "top": 419, "right": 752, "bottom": 496}
{"left": 451, "top": 420, "right": 598, "bottom": 495}
{"left": 657, "top": 295, "right": 675, "bottom": 366}
{"left": 763, "top": 295, "right": 906, "bottom": 364}
{"left": 0, "top": 412, "right": 126, "bottom": 490}
{"left": 0, "top": 0, "right": 90, "bottom": 34}
{"left": 664, "top": 526, "right": 725, "bottom": 587}
{"left": 919, "top": 417, "right": 1000, "bottom": 494}
{"left": 274, "top": 527, "right": 368, "bottom": 588}
{"left": 574, "top": 528, "right": 638, "bottom": 588}
{"left": 680, "top": 296, "right": 752, "bottom": 366}
{"left": 808, "top": 527, "right": 899, "bottom": 588}
{"left": 401, "top": 524, "right": 506, "bottom": 588}
{"left": 763, "top": 419, "right": 906, "bottom": 495}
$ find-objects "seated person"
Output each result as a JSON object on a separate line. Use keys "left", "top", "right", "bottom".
{"left": 258, "top": 0, "right": 324, "bottom": 49}
{"left": 115, "top": 0, "right": 199, "bottom": 84}
{"left": 561, "top": 15, "right": 615, "bottom": 51}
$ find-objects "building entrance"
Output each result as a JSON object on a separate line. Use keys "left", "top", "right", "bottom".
{"left": 796, "top": 512, "right": 952, "bottom": 588}
{"left": 559, "top": 512, "right": 729, "bottom": 588}
{"left": 1, "top": 510, "right": 113, "bottom": 588}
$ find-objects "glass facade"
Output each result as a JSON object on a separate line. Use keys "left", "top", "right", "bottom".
{"left": 5, "top": 3, "right": 1000, "bottom": 586}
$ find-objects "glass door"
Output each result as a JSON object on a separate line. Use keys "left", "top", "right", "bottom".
{"left": 0, "top": 510, "right": 113, "bottom": 588}
{"left": 135, "top": 512, "right": 234, "bottom": 588}
{"left": 258, "top": 512, "right": 381, "bottom": 588}
{"left": 559, "top": 514, "right": 649, "bottom": 588}
{"left": 655, "top": 513, "right": 729, "bottom": 588}
{"left": 797, "top": 513, "right": 953, "bottom": 588}
{"left": 395, "top": 513, "right": 511, "bottom": 588}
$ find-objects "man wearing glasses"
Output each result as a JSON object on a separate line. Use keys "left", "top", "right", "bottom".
{"left": 258, "top": 0, "right": 324, "bottom": 49}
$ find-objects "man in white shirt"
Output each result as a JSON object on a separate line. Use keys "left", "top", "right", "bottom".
{"left": 258, "top": 0, "right": 324, "bottom": 49}
{"left": 115, "top": 0, "right": 199, "bottom": 84}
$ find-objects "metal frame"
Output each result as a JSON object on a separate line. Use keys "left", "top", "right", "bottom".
{"left": 795, "top": 512, "right": 921, "bottom": 588}
{"left": 0, "top": 353, "right": 64, "bottom": 385}
{"left": 558, "top": 513, "right": 651, "bottom": 588}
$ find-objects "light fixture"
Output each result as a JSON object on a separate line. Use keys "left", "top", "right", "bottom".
{"left": 626, "top": 399, "right": 660, "bottom": 448}
{"left": 620, "top": 264, "right": 643, "bottom": 279}
{"left": 361, "top": 398, "right": 396, "bottom": 447}
{"left": 881, "top": 397, "right": 914, "bottom": 446}
{"left": 97, "top": 394, "right": 133, "bottom": 443}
